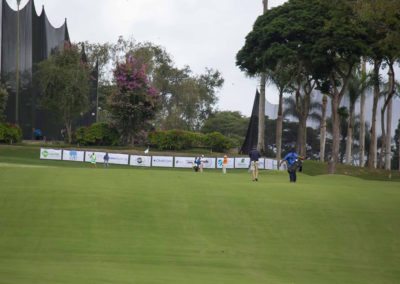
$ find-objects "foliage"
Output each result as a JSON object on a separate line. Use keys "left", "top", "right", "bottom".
{"left": 83, "top": 37, "right": 224, "bottom": 131}
{"left": 148, "top": 130, "right": 203, "bottom": 151}
{"left": 0, "top": 123, "right": 22, "bottom": 144}
{"left": 0, "top": 84, "right": 8, "bottom": 122}
{"left": 36, "top": 44, "right": 90, "bottom": 143}
{"left": 75, "top": 123, "right": 119, "bottom": 146}
{"left": 148, "top": 129, "right": 235, "bottom": 152}
{"left": 108, "top": 56, "right": 159, "bottom": 145}
{"left": 203, "top": 132, "right": 235, "bottom": 153}
{"left": 201, "top": 111, "right": 248, "bottom": 144}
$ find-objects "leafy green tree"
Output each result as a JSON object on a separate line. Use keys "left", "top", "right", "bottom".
{"left": 108, "top": 56, "right": 159, "bottom": 145}
{"left": 0, "top": 84, "right": 8, "bottom": 122}
{"left": 83, "top": 37, "right": 223, "bottom": 131}
{"left": 201, "top": 111, "right": 249, "bottom": 144}
{"left": 36, "top": 44, "right": 90, "bottom": 143}
{"left": 237, "top": 0, "right": 368, "bottom": 173}
{"left": 355, "top": 0, "right": 400, "bottom": 169}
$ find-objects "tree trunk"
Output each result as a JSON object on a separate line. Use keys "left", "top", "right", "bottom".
{"left": 345, "top": 108, "right": 354, "bottom": 165}
{"left": 380, "top": 100, "right": 386, "bottom": 169}
{"left": 65, "top": 122, "right": 72, "bottom": 144}
{"left": 276, "top": 91, "right": 283, "bottom": 168}
{"left": 368, "top": 60, "right": 381, "bottom": 169}
{"left": 359, "top": 60, "right": 366, "bottom": 167}
{"left": 257, "top": 0, "right": 268, "bottom": 153}
{"left": 297, "top": 116, "right": 307, "bottom": 157}
{"left": 385, "top": 96, "right": 393, "bottom": 170}
{"left": 258, "top": 75, "right": 266, "bottom": 153}
{"left": 329, "top": 95, "right": 340, "bottom": 174}
{"left": 320, "top": 95, "right": 327, "bottom": 162}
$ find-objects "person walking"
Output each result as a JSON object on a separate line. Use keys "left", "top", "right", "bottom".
{"left": 90, "top": 152, "right": 97, "bottom": 168}
{"left": 222, "top": 155, "right": 228, "bottom": 174}
{"left": 280, "top": 148, "right": 301, "bottom": 183}
{"left": 249, "top": 147, "right": 261, "bottom": 181}
{"left": 103, "top": 152, "right": 110, "bottom": 167}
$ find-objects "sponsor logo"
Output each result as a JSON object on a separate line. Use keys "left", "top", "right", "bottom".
{"left": 137, "top": 157, "right": 143, "bottom": 164}
{"left": 42, "top": 150, "right": 48, "bottom": 158}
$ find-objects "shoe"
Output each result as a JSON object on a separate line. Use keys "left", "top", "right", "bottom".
{"left": 255, "top": 178, "right": 258, "bottom": 181}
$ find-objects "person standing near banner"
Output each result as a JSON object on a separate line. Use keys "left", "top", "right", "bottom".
{"left": 103, "top": 152, "right": 109, "bottom": 167}
{"left": 200, "top": 155, "right": 205, "bottom": 172}
{"left": 249, "top": 147, "right": 261, "bottom": 181}
{"left": 90, "top": 152, "right": 97, "bottom": 168}
{"left": 222, "top": 155, "right": 228, "bottom": 174}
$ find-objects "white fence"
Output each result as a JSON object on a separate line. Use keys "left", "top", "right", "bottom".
{"left": 40, "top": 148, "right": 284, "bottom": 170}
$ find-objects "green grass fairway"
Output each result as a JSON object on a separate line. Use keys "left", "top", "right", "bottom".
{"left": 0, "top": 153, "right": 400, "bottom": 283}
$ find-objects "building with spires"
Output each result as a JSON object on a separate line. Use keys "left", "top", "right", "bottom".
{"left": 0, "top": 0, "right": 97, "bottom": 139}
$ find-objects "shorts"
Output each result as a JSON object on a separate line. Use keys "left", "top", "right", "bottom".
{"left": 250, "top": 161, "right": 259, "bottom": 171}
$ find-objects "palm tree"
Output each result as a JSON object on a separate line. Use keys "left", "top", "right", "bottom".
{"left": 265, "top": 63, "right": 294, "bottom": 167}
{"left": 283, "top": 95, "right": 321, "bottom": 157}
{"left": 344, "top": 69, "right": 369, "bottom": 165}
{"left": 320, "top": 94, "right": 328, "bottom": 162}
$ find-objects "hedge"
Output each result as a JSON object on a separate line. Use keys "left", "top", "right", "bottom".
{"left": 0, "top": 123, "right": 22, "bottom": 144}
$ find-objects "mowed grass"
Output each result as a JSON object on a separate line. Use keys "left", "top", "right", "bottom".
{"left": 0, "top": 149, "right": 400, "bottom": 283}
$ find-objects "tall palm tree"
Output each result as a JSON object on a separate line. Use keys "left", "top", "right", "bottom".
{"left": 283, "top": 95, "right": 321, "bottom": 157}
{"left": 320, "top": 94, "right": 328, "bottom": 162}
{"left": 265, "top": 63, "right": 293, "bottom": 167}
{"left": 344, "top": 69, "right": 369, "bottom": 165}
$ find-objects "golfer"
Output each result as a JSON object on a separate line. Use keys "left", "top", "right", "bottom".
{"left": 280, "top": 148, "right": 301, "bottom": 183}
{"left": 90, "top": 152, "right": 97, "bottom": 167}
{"left": 249, "top": 147, "right": 261, "bottom": 181}
{"left": 222, "top": 155, "right": 228, "bottom": 174}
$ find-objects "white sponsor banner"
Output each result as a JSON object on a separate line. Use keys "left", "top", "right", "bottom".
{"left": 235, "top": 157, "right": 250, "bottom": 169}
{"left": 62, "top": 150, "right": 85, "bottom": 162}
{"left": 175, "top": 157, "right": 196, "bottom": 168}
{"left": 216, "top": 157, "right": 235, "bottom": 169}
{"left": 259, "top": 158, "right": 265, "bottom": 169}
{"left": 201, "top": 157, "right": 216, "bottom": 169}
{"left": 40, "top": 148, "right": 62, "bottom": 160}
{"left": 108, "top": 153, "right": 129, "bottom": 165}
{"left": 152, "top": 156, "right": 174, "bottom": 168}
{"left": 130, "top": 155, "right": 151, "bottom": 167}
{"left": 85, "top": 151, "right": 106, "bottom": 163}
{"left": 265, "top": 158, "right": 274, "bottom": 170}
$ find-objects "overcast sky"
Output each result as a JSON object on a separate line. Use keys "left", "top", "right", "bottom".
{"left": 10, "top": 0, "right": 287, "bottom": 116}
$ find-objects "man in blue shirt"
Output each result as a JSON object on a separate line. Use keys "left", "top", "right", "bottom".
{"left": 249, "top": 147, "right": 261, "bottom": 181}
{"left": 280, "top": 148, "right": 301, "bottom": 183}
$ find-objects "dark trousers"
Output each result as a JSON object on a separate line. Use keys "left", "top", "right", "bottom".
{"left": 288, "top": 170, "right": 297, "bottom": 182}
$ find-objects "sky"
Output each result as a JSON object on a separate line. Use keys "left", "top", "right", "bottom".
{"left": 9, "top": 0, "right": 287, "bottom": 116}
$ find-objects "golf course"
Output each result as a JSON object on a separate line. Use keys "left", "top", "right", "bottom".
{"left": 0, "top": 146, "right": 399, "bottom": 283}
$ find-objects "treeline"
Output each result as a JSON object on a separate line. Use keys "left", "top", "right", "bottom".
{"left": 237, "top": 0, "right": 400, "bottom": 172}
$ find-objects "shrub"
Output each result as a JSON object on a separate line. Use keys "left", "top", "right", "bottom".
{"left": 148, "top": 130, "right": 234, "bottom": 152}
{"left": 149, "top": 130, "right": 204, "bottom": 150}
{"left": 75, "top": 123, "right": 119, "bottom": 146}
{"left": 0, "top": 123, "right": 22, "bottom": 144}
{"left": 204, "top": 132, "right": 234, "bottom": 152}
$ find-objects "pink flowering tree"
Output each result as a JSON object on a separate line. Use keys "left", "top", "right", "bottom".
{"left": 109, "top": 56, "right": 159, "bottom": 145}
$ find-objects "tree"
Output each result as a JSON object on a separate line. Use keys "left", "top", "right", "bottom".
{"left": 355, "top": 0, "right": 400, "bottom": 169}
{"left": 83, "top": 37, "right": 224, "bottom": 132}
{"left": 344, "top": 69, "right": 369, "bottom": 164}
{"left": 265, "top": 63, "right": 294, "bottom": 165}
{"left": 36, "top": 44, "right": 90, "bottom": 143}
{"left": 0, "top": 84, "right": 8, "bottom": 122}
{"left": 108, "top": 56, "right": 159, "bottom": 145}
{"left": 237, "top": 0, "right": 368, "bottom": 173}
{"left": 320, "top": 94, "right": 328, "bottom": 162}
{"left": 201, "top": 111, "right": 249, "bottom": 144}
{"left": 283, "top": 95, "right": 321, "bottom": 157}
